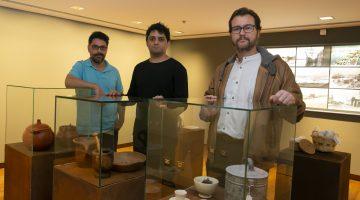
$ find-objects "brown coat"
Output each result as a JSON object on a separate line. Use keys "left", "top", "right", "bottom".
{"left": 201, "top": 46, "right": 306, "bottom": 169}
{"left": 204, "top": 46, "right": 305, "bottom": 119}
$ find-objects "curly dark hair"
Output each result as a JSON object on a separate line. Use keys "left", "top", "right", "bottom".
{"left": 228, "top": 7, "right": 262, "bottom": 33}
{"left": 146, "top": 22, "right": 170, "bottom": 42}
{"left": 88, "top": 31, "right": 109, "bottom": 45}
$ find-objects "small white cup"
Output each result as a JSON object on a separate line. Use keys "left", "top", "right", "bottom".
{"left": 174, "top": 190, "right": 187, "bottom": 200}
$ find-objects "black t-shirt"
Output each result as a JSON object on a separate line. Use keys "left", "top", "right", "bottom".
{"left": 127, "top": 58, "right": 188, "bottom": 98}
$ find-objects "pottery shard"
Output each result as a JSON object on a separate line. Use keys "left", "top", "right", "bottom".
{"left": 112, "top": 152, "right": 146, "bottom": 172}
{"left": 299, "top": 139, "right": 316, "bottom": 155}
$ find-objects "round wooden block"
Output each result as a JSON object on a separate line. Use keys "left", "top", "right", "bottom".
{"left": 112, "top": 151, "right": 146, "bottom": 172}
{"left": 299, "top": 139, "right": 316, "bottom": 154}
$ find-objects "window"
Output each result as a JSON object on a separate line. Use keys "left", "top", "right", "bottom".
{"left": 268, "top": 45, "right": 360, "bottom": 114}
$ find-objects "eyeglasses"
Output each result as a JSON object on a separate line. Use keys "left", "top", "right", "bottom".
{"left": 91, "top": 45, "right": 108, "bottom": 51}
{"left": 147, "top": 36, "right": 167, "bottom": 42}
{"left": 231, "top": 24, "right": 256, "bottom": 34}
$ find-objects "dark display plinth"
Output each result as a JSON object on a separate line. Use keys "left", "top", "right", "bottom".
{"left": 292, "top": 150, "right": 351, "bottom": 200}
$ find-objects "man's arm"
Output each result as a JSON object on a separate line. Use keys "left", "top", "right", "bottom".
{"left": 65, "top": 74, "right": 104, "bottom": 96}
{"left": 199, "top": 70, "right": 220, "bottom": 122}
{"left": 127, "top": 67, "right": 138, "bottom": 97}
{"left": 269, "top": 61, "right": 306, "bottom": 122}
{"left": 173, "top": 64, "right": 188, "bottom": 98}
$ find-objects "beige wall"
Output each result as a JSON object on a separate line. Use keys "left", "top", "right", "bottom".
{"left": 297, "top": 117, "right": 360, "bottom": 175}
{"left": 170, "top": 37, "right": 235, "bottom": 97}
{"left": 0, "top": 6, "right": 149, "bottom": 162}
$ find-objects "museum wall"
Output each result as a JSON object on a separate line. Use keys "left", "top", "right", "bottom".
{"left": 171, "top": 27, "right": 360, "bottom": 175}
{"left": 0, "top": 6, "right": 151, "bottom": 162}
{"left": 0, "top": 6, "right": 215, "bottom": 163}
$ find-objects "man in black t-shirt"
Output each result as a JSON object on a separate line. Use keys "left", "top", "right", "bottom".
{"left": 128, "top": 22, "right": 188, "bottom": 152}
{"left": 128, "top": 22, "right": 188, "bottom": 187}
{"left": 128, "top": 22, "right": 188, "bottom": 99}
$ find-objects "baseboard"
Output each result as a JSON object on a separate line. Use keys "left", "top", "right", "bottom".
{"left": 350, "top": 174, "right": 360, "bottom": 181}
{"left": 117, "top": 142, "right": 133, "bottom": 148}
{"left": 0, "top": 163, "right": 4, "bottom": 169}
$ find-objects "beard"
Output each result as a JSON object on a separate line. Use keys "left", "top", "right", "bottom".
{"left": 233, "top": 35, "right": 258, "bottom": 52}
{"left": 149, "top": 47, "right": 165, "bottom": 57}
{"left": 90, "top": 53, "right": 105, "bottom": 64}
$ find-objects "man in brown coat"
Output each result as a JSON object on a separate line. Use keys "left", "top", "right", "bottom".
{"left": 200, "top": 7, "right": 306, "bottom": 186}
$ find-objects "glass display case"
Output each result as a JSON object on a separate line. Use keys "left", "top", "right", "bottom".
{"left": 4, "top": 85, "right": 75, "bottom": 200}
{"left": 5, "top": 85, "right": 75, "bottom": 152}
{"left": 145, "top": 98, "right": 297, "bottom": 200}
{"left": 53, "top": 95, "right": 146, "bottom": 199}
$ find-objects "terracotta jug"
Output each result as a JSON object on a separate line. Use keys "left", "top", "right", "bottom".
{"left": 56, "top": 124, "right": 78, "bottom": 148}
{"left": 22, "top": 119, "right": 54, "bottom": 151}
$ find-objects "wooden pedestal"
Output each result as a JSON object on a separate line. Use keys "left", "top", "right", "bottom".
{"left": 53, "top": 162, "right": 145, "bottom": 200}
{"left": 291, "top": 151, "right": 351, "bottom": 200}
{"left": 173, "top": 127, "right": 205, "bottom": 187}
{"left": 4, "top": 142, "right": 74, "bottom": 200}
{"left": 147, "top": 127, "right": 205, "bottom": 190}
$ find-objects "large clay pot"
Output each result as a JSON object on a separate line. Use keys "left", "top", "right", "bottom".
{"left": 92, "top": 148, "right": 114, "bottom": 178}
{"left": 56, "top": 124, "right": 78, "bottom": 148}
{"left": 22, "top": 119, "right": 54, "bottom": 151}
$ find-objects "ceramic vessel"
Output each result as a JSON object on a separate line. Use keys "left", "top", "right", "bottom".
{"left": 56, "top": 124, "right": 78, "bottom": 148}
{"left": 22, "top": 119, "right": 54, "bottom": 151}
{"left": 193, "top": 176, "right": 219, "bottom": 199}
{"left": 92, "top": 148, "right": 114, "bottom": 178}
{"left": 225, "top": 159, "right": 268, "bottom": 200}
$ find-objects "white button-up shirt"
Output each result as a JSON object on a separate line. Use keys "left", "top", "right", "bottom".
{"left": 217, "top": 53, "right": 261, "bottom": 139}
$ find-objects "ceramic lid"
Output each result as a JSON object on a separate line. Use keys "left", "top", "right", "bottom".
{"left": 26, "top": 119, "right": 52, "bottom": 133}
{"left": 226, "top": 164, "right": 268, "bottom": 179}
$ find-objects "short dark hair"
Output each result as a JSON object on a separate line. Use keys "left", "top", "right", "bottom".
{"left": 228, "top": 7, "right": 262, "bottom": 33}
{"left": 146, "top": 22, "right": 170, "bottom": 42}
{"left": 88, "top": 31, "right": 109, "bottom": 45}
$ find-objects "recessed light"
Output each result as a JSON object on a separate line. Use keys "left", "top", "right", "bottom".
{"left": 132, "top": 21, "right": 143, "bottom": 24}
{"left": 174, "top": 31, "right": 183, "bottom": 34}
{"left": 70, "top": 6, "right": 84, "bottom": 11}
{"left": 319, "top": 16, "right": 334, "bottom": 21}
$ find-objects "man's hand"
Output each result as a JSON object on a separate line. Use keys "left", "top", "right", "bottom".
{"left": 199, "top": 95, "right": 218, "bottom": 121}
{"left": 205, "top": 95, "right": 217, "bottom": 104}
{"left": 153, "top": 95, "right": 164, "bottom": 100}
{"left": 92, "top": 84, "right": 105, "bottom": 96}
{"left": 269, "top": 90, "right": 296, "bottom": 105}
{"left": 153, "top": 95, "right": 166, "bottom": 108}
{"left": 106, "top": 90, "right": 120, "bottom": 97}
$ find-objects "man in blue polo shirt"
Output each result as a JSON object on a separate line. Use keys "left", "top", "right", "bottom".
{"left": 65, "top": 31, "right": 123, "bottom": 150}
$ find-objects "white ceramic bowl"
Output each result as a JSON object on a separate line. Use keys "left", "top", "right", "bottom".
{"left": 193, "top": 176, "right": 219, "bottom": 198}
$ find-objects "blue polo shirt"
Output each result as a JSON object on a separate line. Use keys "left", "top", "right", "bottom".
{"left": 69, "top": 59, "right": 123, "bottom": 135}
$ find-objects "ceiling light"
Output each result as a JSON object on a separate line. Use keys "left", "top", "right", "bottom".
{"left": 174, "top": 31, "right": 183, "bottom": 34}
{"left": 70, "top": 6, "right": 84, "bottom": 11}
{"left": 132, "top": 21, "right": 143, "bottom": 24}
{"left": 319, "top": 16, "right": 334, "bottom": 21}
{"left": 70, "top": 6, "right": 85, "bottom": 10}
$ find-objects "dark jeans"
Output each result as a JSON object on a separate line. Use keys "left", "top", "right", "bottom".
{"left": 101, "top": 129, "right": 119, "bottom": 152}
{"left": 133, "top": 119, "right": 148, "bottom": 155}
{"left": 207, "top": 133, "right": 244, "bottom": 186}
